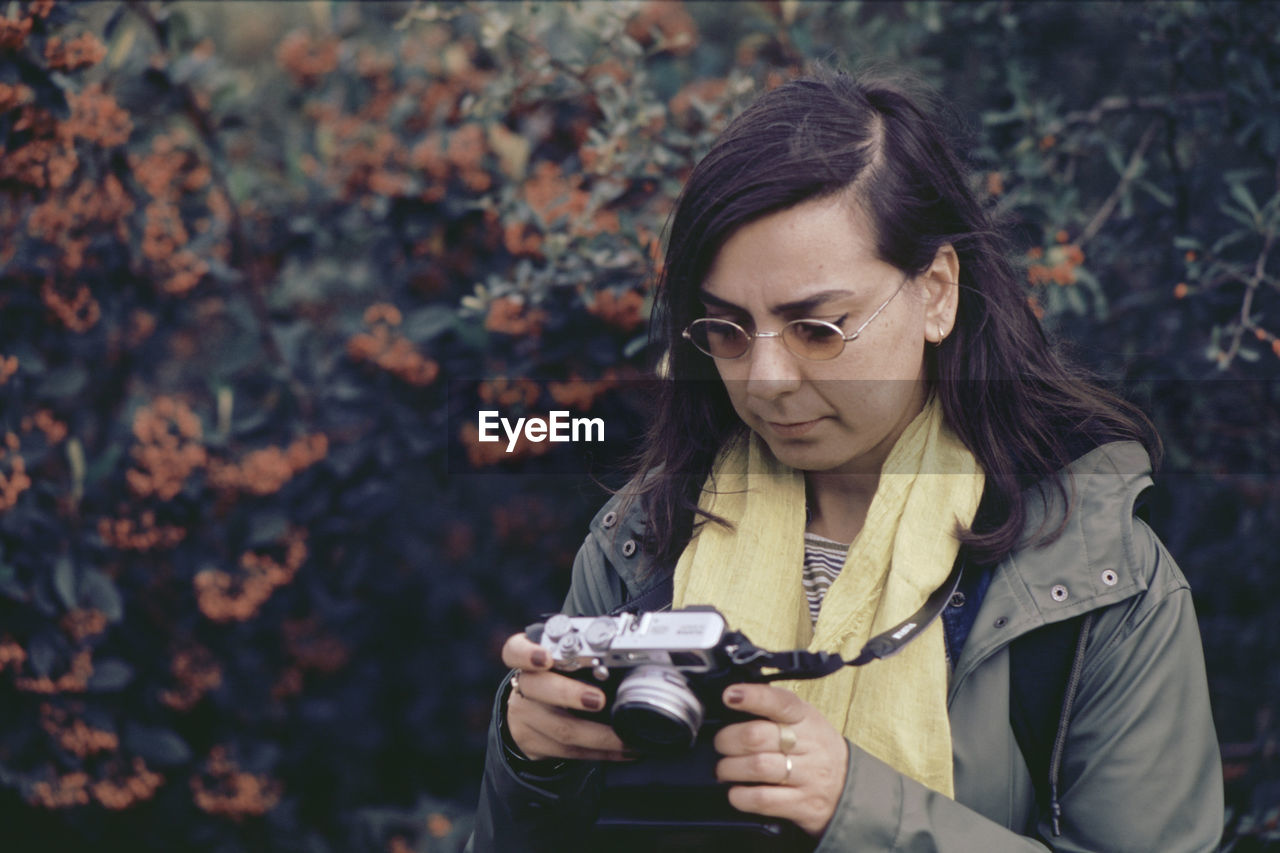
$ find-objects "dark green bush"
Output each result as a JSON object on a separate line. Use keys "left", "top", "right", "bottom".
{"left": 1, "top": 2, "right": 1277, "bottom": 849}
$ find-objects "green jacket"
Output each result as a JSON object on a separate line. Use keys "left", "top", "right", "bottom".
{"left": 468, "top": 442, "right": 1223, "bottom": 851}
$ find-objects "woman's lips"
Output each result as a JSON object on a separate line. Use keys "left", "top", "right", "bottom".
{"left": 764, "top": 417, "right": 824, "bottom": 438}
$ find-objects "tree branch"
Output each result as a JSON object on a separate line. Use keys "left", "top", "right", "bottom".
{"left": 1042, "top": 90, "right": 1228, "bottom": 137}
{"left": 1077, "top": 120, "right": 1161, "bottom": 248}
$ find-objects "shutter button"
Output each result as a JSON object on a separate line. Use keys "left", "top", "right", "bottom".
{"left": 621, "top": 539, "right": 636, "bottom": 557}
{"left": 1051, "top": 584, "right": 1069, "bottom": 602}
{"left": 1101, "top": 570, "right": 1118, "bottom": 586}
{"left": 601, "top": 511, "right": 618, "bottom": 528}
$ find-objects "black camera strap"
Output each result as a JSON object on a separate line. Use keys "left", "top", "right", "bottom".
{"left": 723, "top": 554, "right": 967, "bottom": 681}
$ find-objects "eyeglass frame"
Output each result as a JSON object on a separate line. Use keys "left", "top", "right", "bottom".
{"left": 681, "top": 275, "right": 911, "bottom": 361}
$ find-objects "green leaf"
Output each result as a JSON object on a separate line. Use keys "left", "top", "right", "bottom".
{"left": 123, "top": 723, "right": 193, "bottom": 767}
{"left": 1229, "top": 182, "right": 1260, "bottom": 218}
{"left": 40, "top": 366, "right": 88, "bottom": 400}
{"left": 402, "top": 307, "right": 456, "bottom": 343}
{"left": 53, "top": 556, "right": 76, "bottom": 610}
{"left": 79, "top": 569, "right": 124, "bottom": 622}
{"left": 87, "top": 659, "right": 134, "bottom": 692}
{"left": 247, "top": 512, "right": 290, "bottom": 548}
{"left": 1138, "top": 179, "right": 1173, "bottom": 207}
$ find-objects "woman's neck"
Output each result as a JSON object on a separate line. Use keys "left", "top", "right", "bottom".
{"left": 805, "top": 471, "right": 880, "bottom": 544}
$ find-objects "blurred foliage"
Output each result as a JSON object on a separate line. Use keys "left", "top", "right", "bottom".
{"left": 0, "top": 1, "right": 1277, "bottom": 849}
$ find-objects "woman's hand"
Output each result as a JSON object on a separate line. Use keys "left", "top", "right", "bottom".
{"left": 713, "top": 684, "right": 849, "bottom": 837}
{"left": 500, "top": 632, "right": 634, "bottom": 763}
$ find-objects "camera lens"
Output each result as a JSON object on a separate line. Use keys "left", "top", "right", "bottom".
{"left": 612, "top": 665, "right": 703, "bottom": 751}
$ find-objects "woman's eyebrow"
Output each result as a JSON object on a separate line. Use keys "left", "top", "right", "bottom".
{"left": 697, "top": 288, "right": 858, "bottom": 315}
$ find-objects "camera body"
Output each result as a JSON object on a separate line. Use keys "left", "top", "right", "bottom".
{"left": 529, "top": 606, "right": 762, "bottom": 752}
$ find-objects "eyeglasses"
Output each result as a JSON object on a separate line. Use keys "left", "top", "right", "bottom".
{"left": 682, "top": 277, "right": 909, "bottom": 361}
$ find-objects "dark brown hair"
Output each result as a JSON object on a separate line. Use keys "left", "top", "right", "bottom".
{"left": 626, "top": 67, "right": 1160, "bottom": 571}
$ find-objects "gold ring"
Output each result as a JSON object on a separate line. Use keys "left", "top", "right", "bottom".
{"left": 511, "top": 670, "right": 524, "bottom": 698}
{"left": 780, "top": 754, "right": 793, "bottom": 786}
{"left": 777, "top": 723, "right": 797, "bottom": 754}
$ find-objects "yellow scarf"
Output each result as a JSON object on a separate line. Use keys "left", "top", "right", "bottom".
{"left": 672, "top": 396, "right": 983, "bottom": 797}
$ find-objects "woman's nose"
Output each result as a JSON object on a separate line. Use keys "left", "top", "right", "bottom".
{"left": 744, "top": 335, "right": 802, "bottom": 400}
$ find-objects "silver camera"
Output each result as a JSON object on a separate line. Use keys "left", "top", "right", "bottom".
{"left": 527, "top": 606, "right": 839, "bottom": 752}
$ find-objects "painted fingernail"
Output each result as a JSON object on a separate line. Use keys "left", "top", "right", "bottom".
{"left": 725, "top": 688, "right": 744, "bottom": 705}
{"left": 581, "top": 692, "right": 603, "bottom": 711}
{"left": 531, "top": 649, "right": 548, "bottom": 668}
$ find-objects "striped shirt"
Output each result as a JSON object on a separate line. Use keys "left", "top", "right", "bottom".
{"left": 803, "top": 531, "right": 849, "bottom": 625}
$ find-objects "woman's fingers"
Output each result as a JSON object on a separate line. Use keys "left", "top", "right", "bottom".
{"left": 507, "top": 691, "right": 631, "bottom": 761}
{"left": 501, "top": 632, "right": 550, "bottom": 671}
{"left": 715, "top": 750, "right": 798, "bottom": 786}
{"left": 500, "top": 630, "right": 624, "bottom": 760}
{"left": 514, "top": 668, "right": 607, "bottom": 713}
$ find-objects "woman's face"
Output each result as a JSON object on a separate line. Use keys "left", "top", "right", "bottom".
{"left": 698, "top": 196, "right": 957, "bottom": 477}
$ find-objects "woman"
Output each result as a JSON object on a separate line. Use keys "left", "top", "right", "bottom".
{"left": 468, "top": 68, "right": 1222, "bottom": 851}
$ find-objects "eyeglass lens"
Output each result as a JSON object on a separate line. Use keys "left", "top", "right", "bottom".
{"left": 686, "top": 319, "right": 846, "bottom": 361}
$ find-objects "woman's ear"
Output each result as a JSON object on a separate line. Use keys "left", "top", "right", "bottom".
{"left": 922, "top": 243, "right": 960, "bottom": 345}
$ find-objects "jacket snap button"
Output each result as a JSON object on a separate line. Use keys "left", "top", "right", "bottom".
{"left": 621, "top": 539, "right": 636, "bottom": 557}
{"left": 949, "top": 592, "right": 966, "bottom": 608}
{"left": 993, "top": 616, "right": 1008, "bottom": 629}
{"left": 1101, "top": 569, "right": 1118, "bottom": 586}
{"left": 1051, "top": 584, "right": 1069, "bottom": 602}
{"left": 601, "top": 511, "right": 618, "bottom": 529}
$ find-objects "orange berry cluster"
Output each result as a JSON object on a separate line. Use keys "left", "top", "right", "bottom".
{"left": 1250, "top": 326, "right": 1280, "bottom": 359}
{"left": 126, "top": 397, "right": 207, "bottom": 501}
{"left": 40, "top": 277, "right": 101, "bottom": 332}
{"left": 14, "top": 647, "right": 93, "bottom": 694}
{"left": 60, "top": 608, "right": 108, "bottom": 643}
{"left": 0, "top": 81, "right": 32, "bottom": 114}
{"left": 428, "top": 812, "right": 455, "bottom": 838}
{"left": 484, "top": 296, "right": 548, "bottom": 337}
{"left": 0, "top": 15, "right": 34, "bottom": 51}
{"left": 159, "top": 646, "right": 223, "bottom": 711}
{"left": 547, "top": 373, "right": 620, "bottom": 412}
{"left": 478, "top": 378, "right": 540, "bottom": 409}
{"left": 20, "top": 408, "right": 67, "bottom": 444}
{"left": 589, "top": 289, "right": 646, "bottom": 332}
{"left": 206, "top": 434, "right": 329, "bottom": 497}
{"left": 64, "top": 85, "right": 133, "bottom": 149}
{"left": 1026, "top": 238, "right": 1086, "bottom": 287}
{"left": 625, "top": 0, "right": 698, "bottom": 55}
{"left": 98, "top": 511, "right": 186, "bottom": 551}
{"left": 191, "top": 746, "right": 282, "bottom": 820}
{"left": 194, "top": 529, "right": 307, "bottom": 622}
{"left": 275, "top": 29, "right": 340, "bottom": 86}
{"left": 28, "top": 771, "right": 91, "bottom": 808}
{"left": 0, "top": 636, "right": 27, "bottom": 672}
{"left": 129, "top": 131, "right": 215, "bottom": 295}
{"left": 90, "top": 757, "right": 164, "bottom": 810}
{"left": 0, "top": 430, "right": 32, "bottom": 512}
{"left": 28, "top": 758, "right": 164, "bottom": 810}
{"left": 522, "top": 161, "right": 620, "bottom": 237}
{"left": 346, "top": 304, "right": 440, "bottom": 386}
{"left": 43, "top": 33, "right": 106, "bottom": 72}
{"left": 40, "top": 702, "right": 119, "bottom": 758}
{"left": 282, "top": 617, "right": 350, "bottom": 674}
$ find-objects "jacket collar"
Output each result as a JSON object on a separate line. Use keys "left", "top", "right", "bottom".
{"left": 952, "top": 441, "right": 1155, "bottom": 679}
{"left": 597, "top": 441, "right": 1155, "bottom": 642}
